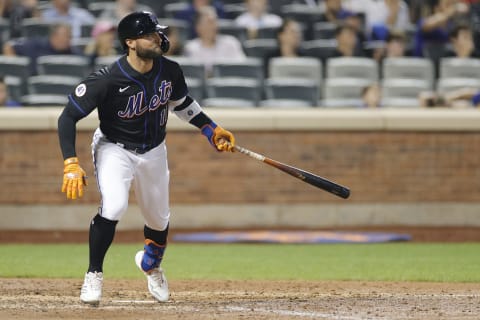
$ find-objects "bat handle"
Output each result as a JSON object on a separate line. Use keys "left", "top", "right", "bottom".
{"left": 233, "top": 145, "right": 265, "bottom": 161}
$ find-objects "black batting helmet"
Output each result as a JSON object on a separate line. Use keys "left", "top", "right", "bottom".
{"left": 117, "top": 11, "right": 170, "bottom": 53}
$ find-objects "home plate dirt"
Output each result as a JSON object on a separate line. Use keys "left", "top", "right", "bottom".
{"left": 0, "top": 278, "right": 479, "bottom": 320}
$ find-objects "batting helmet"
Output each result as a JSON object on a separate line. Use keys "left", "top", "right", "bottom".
{"left": 117, "top": 11, "right": 170, "bottom": 53}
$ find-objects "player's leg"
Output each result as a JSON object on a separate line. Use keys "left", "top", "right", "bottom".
{"left": 80, "top": 129, "right": 134, "bottom": 304}
{"left": 132, "top": 141, "right": 170, "bottom": 302}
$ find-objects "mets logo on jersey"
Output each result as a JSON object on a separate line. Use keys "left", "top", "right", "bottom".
{"left": 118, "top": 80, "right": 172, "bottom": 118}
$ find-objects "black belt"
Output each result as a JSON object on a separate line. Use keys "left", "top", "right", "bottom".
{"left": 106, "top": 137, "right": 158, "bottom": 154}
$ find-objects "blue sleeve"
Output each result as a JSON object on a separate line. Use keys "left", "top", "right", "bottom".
{"left": 472, "top": 92, "right": 480, "bottom": 107}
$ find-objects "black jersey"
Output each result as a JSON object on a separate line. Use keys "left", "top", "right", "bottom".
{"left": 67, "top": 55, "right": 188, "bottom": 149}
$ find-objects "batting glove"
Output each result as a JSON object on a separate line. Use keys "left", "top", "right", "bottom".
{"left": 62, "top": 157, "right": 88, "bottom": 200}
{"left": 201, "top": 122, "right": 235, "bottom": 152}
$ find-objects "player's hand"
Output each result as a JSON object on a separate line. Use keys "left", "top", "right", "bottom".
{"left": 62, "top": 157, "right": 88, "bottom": 200}
{"left": 201, "top": 123, "right": 235, "bottom": 152}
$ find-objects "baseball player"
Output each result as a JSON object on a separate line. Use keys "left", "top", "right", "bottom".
{"left": 57, "top": 11, "right": 235, "bottom": 305}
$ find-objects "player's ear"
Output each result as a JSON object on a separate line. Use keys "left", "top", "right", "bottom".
{"left": 125, "top": 38, "right": 136, "bottom": 51}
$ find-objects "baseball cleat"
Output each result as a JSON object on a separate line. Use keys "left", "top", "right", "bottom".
{"left": 135, "top": 250, "right": 169, "bottom": 302}
{"left": 80, "top": 271, "right": 103, "bottom": 305}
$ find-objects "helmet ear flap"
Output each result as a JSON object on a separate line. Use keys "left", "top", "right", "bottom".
{"left": 159, "top": 32, "right": 170, "bottom": 53}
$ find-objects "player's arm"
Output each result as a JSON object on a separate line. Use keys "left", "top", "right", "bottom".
{"left": 169, "top": 96, "right": 235, "bottom": 152}
{"left": 58, "top": 74, "right": 104, "bottom": 199}
{"left": 58, "top": 98, "right": 92, "bottom": 200}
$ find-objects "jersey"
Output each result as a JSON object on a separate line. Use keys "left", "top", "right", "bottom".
{"left": 65, "top": 55, "right": 188, "bottom": 153}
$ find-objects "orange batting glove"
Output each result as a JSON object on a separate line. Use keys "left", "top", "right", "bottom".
{"left": 62, "top": 157, "right": 88, "bottom": 200}
{"left": 201, "top": 122, "right": 235, "bottom": 152}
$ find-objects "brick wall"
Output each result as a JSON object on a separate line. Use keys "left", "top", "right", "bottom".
{"left": 1, "top": 129, "right": 478, "bottom": 204}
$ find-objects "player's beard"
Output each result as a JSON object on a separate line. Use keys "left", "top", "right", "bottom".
{"left": 136, "top": 46, "right": 163, "bottom": 59}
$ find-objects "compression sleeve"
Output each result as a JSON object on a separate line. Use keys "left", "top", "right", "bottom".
{"left": 58, "top": 105, "right": 87, "bottom": 159}
{"left": 171, "top": 95, "right": 213, "bottom": 129}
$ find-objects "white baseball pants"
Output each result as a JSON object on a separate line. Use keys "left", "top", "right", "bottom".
{"left": 91, "top": 128, "right": 170, "bottom": 231}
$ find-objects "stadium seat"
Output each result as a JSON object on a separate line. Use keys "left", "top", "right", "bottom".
{"left": 0, "top": 18, "right": 10, "bottom": 45}
{"left": 94, "top": 55, "right": 121, "bottom": 70}
{"left": 268, "top": 57, "right": 322, "bottom": 89}
{"left": 206, "top": 77, "right": 261, "bottom": 106}
{"left": 259, "top": 99, "right": 312, "bottom": 108}
{"left": 212, "top": 58, "right": 264, "bottom": 84}
{"left": 164, "top": 2, "right": 190, "bottom": 19}
{"left": 280, "top": 4, "right": 324, "bottom": 25}
{"left": 301, "top": 39, "right": 337, "bottom": 66}
{"left": 87, "top": 2, "right": 116, "bottom": 17}
{"left": 21, "top": 18, "right": 54, "bottom": 38}
{"left": 0, "top": 55, "right": 31, "bottom": 95}
{"left": 243, "top": 39, "right": 278, "bottom": 60}
{"left": 382, "top": 57, "right": 434, "bottom": 88}
{"left": 168, "top": 56, "right": 206, "bottom": 85}
{"left": 440, "top": 58, "right": 480, "bottom": 79}
{"left": 256, "top": 26, "right": 281, "bottom": 39}
{"left": 71, "top": 37, "right": 93, "bottom": 54}
{"left": 157, "top": 18, "right": 190, "bottom": 44}
{"left": 218, "top": 19, "right": 248, "bottom": 43}
{"left": 213, "top": 58, "right": 264, "bottom": 82}
{"left": 28, "top": 75, "right": 81, "bottom": 95}
{"left": 223, "top": 3, "right": 246, "bottom": 20}
{"left": 4, "top": 76, "right": 22, "bottom": 102}
{"left": 184, "top": 77, "right": 204, "bottom": 103}
{"left": 202, "top": 97, "right": 256, "bottom": 108}
{"left": 436, "top": 77, "right": 480, "bottom": 93}
{"left": 20, "top": 94, "right": 68, "bottom": 106}
{"left": 382, "top": 78, "right": 430, "bottom": 99}
{"left": 322, "top": 77, "right": 373, "bottom": 108}
{"left": 327, "top": 57, "right": 379, "bottom": 82}
{"left": 36, "top": 55, "right": 91, "bottom": 78}
{"left": 264, "top": 78, "right": 319, "bottom": 107}
{"left": 312, "top": 22, "right": 336, "bottom": 39}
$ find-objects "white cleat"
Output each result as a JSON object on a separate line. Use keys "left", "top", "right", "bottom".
{"left": 80, "top": 271, "right": 103, "bottom": 305}
{"left": 135, "top": 250, "right": 169, "bottom": 302}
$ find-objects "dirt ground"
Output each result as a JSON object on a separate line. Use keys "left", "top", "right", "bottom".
{"left": 0, "top": 279, "right": 479, "bottom": 320}
{"left": 1, "top": 227, "right": 479, "bottom": 320}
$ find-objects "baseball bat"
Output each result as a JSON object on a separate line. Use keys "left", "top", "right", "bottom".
{"left": 234, "top": 145, "right": 350, "bottom": 199}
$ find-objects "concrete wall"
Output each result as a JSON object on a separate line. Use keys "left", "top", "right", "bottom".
{"left": 1, "top": 107, "right": 479, "bottom": 229}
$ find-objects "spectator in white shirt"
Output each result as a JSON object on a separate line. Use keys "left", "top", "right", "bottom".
{"left": 41, "top": 0, "right": 96, "bottom": 38}
{"left": 344, "top": 0, "right": 411, "bottom": 40}
{"left": 235, "top": 0, "right": 283, "bottom": 40}
{"left": 183, "top": 6, "right": 246, "bottom": 76}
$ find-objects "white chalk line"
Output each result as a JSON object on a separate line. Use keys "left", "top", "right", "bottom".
{"left": 224, "top": 305, "right": 367, "bottom": 320}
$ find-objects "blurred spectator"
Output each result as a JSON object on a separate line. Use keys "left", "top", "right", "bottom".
{"left": 163, "top": 26, "right": 184, "bottom": 56}
{"left": 361, "top": 83, "right": 382, "bottom": 108}
{"left": 8, "top": 0, "right": 41, "bottom": 38}
{"left": 344, "top": 0, "right": 411, "bottom": 40}
{"left": 99, "top": 0, "right": 153, "bottom": 23}
{"left": 366, "top": 0, "right": 411, "bottom": 40}
{"left": 0, "top": 0, "right": 13, "bottom": 18}
{"left": 371, "top": 29, "right": 410, "bottom": 62}
{"left": 183, "top": 6, "right": 245, "bottom": 76}
{"left": 320, "top": 0, "right": 355, "bottom": 24}
{"left": 41, "top": 0, "right": 96, "bottom": 38}
{"left": 0, "top": 75, "right": 21, "bottom": 107}
{"left": 419, "top": 87, "right": 480, "bottom": 108}
{"left": 2, "top": 23, "right": 83, "bottom": 74}
{"left": 413, "top": 0, "right": 469, "bottom": 57}
{"left": 174, "top": 0, "right": 226, "bottom": 39}
{"left": 265, "top": 19, "right": 305, "bottom": 75}
{"left": 268, "top": 19, "right": 304, "bottom": 58}
{"left": 234, "top": 0, "right": 283, "bottom": 40}
{"left": 385, "top": 29, "right": 410, "bottom": 57}
{"left": 332, "top": 23, "right": 364, "bottom": 57}
{"left": 444, "top": 23, "right": 480, "bottom": 58}
{"left": 84, "top": 20, "right": 118, "bottom": 67}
